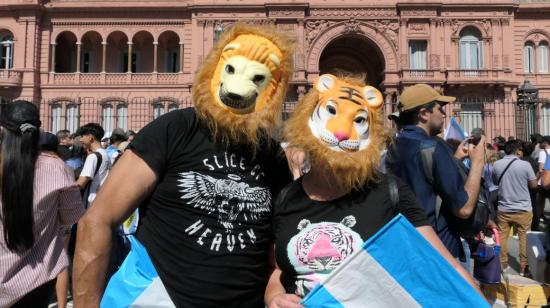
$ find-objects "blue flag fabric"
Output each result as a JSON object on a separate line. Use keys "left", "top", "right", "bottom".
{"left": 101, "top": 236, "right": 175, "bottom": 308}
{"left": 444, "top": 117, "right": 466, "bottom": 141}
{"left": 302, "top": 214, "right": 489, "bottom": 308}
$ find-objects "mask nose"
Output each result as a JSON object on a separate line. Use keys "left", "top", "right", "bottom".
{"left": 333, "top": 132, "right": 349, "bottom": 142}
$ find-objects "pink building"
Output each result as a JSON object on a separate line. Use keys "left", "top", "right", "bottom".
{"left": 1, "top": 0, "right": 550, "bottom": 140}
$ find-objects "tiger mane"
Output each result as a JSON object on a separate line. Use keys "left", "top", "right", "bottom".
{"left": 193, "top": 22, "right": 294, "bottom": 147}
{"left": 284, "top": 75, "right": 384, "bottom": 192}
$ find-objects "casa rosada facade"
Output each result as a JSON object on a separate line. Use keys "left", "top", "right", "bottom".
{"left": 1, "top": 0, "right": 550, "bottom": 139}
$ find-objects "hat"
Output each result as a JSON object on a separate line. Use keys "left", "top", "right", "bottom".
{"left": 39, "top": 132, "right": 59, "bottom": 151}
{"left": 398, "top": 84, "right": 455, "bottom": 112}
{"left": 111, "top": 128, "right": 127, "bottom": 140}
{"left": 101, "top": 132, "right": 111, "bottom": 143}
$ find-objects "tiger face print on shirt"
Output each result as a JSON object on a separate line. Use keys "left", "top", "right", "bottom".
{"left": 286, "top": 216, "right": 363, "bottom": 297}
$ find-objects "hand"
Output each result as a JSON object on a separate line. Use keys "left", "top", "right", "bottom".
{"left": 468, "top": 135, "right": 486, "bottom": 166}
{"left": 454, "top": 139, "right": 469, "bottom": 161}
{"left": 267, "top": 293, "right": 303, "bottom": 308}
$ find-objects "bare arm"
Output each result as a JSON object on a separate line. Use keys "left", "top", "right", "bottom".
{"left": 265, "top": 244, "right": 303, "bottom": 308}
{"left": 529, "top": 179, "right": 539, "bottom": 190}
{"left": 72, "top": 150, "right": 158, "bottom": 308}
{"left": 76, "top": 176, "right": 90, "bottom": 190}
{"left": 455, "top": 137, "right": 485, "bottom": 219}
{"left": 416, "top": 226, "right": 486, "bottom": 300}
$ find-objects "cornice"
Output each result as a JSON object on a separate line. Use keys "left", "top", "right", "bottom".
{"left": 309, "top": 7, "right": 396, "bottom": 18}
{"left": 51, "top": 20, "right": 187, "bottom": 26}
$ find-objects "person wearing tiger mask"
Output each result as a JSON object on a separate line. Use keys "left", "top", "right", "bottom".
{"left": 265, "top": 74, "right": 483, "bottom": 307}
{"left": 73, "top": 23, "right": 294, "bottom": 308}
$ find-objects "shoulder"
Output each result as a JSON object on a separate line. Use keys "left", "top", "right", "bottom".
{"left": 36, "top": 153, "right": 70, "bottom": 176}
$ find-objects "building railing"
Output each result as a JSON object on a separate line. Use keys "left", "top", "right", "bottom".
{"left": 447, "top": 69, "right": 490, "bottom": 78}
{"left": 0, "top": 69, "right": 23, "bottom": 87}
{"left": 50, "top": 72, "right": 186, "bottom": 85}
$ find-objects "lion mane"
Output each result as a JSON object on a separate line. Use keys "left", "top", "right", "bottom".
{"left": 284, "top": 75, "right": 384, "bottom": 191}
{"left": 193, "top": 23, "right": 294, "bottom": 146}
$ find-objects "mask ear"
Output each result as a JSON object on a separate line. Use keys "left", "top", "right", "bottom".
{"left": 362, "top": 86, "right": 383, "bottom": 109}
{"left": 315, "top": 74, "right": 337, "bottom": 93}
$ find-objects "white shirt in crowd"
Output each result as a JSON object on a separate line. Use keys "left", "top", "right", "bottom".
{"left": 537, "top": 148, "right": 550, "bottom": 185}
{"left": 80, "top": 148, "right": 111, "bottom": 204}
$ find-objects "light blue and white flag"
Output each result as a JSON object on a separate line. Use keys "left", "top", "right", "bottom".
{"left": 302, "top": 214, "right": 488, "bottom": 308}
{"left": 101, "top": 236, "right": 175, "bottom": 308}
{"left": 444, "top": 117, "right": 466, "bottom": 141}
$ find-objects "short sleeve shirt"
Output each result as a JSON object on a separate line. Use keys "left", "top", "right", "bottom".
{"left": 128, "top": 108, "right": 290, "bottom": 307}
{"left": 545, "top": 155, "right": 550, "bottom": 171}
{"left": 273, "top": 175, "right": 429, "bottom": 297}
{"left": 79, "top": 148, "right": 110, "bottom": 204}
{"left": 386, "top": 125, "right": 468, "bottom": 257}
{"left": 493, "top": 155, "right": 536, "bottom": 212}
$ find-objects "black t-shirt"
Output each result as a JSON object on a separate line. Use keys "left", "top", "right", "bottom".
{"left": 129, "top": 108, "right": 290, "bottom": 307}
{"left": 273, "top": 175, "right": 429, "bottom": 297}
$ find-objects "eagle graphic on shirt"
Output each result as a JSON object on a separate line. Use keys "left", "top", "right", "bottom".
{"left": 178, "top": 171, "right": 271, "bottom": 232}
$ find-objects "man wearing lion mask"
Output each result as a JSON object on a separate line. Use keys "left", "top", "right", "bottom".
{"left": 265, "top": 74, "right": 483, "bottom": 307}
{"left": 73, "top": 23, "right": 293, "bottom": 307}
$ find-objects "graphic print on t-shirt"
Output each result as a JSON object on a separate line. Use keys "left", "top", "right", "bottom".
{"left": 178, "top": 151, "right": 272, "bottom": 252}
{"left": 287, "top": 216, "right": 363, "bottom": 296}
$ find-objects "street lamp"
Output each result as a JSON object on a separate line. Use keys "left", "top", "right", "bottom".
{"left": 516, "top": 80, "right": 539, "bottom": 139}
{"left": 517, "top": 80, "right": 539, "bottom": 109}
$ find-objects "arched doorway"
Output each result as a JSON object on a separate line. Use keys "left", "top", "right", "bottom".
{"left": 319, "top": 35, "right": 385, "bottom": 88}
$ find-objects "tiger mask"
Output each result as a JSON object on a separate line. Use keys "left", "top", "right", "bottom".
{"left": 193, "top": 23, "right": 294, "bottom": 146}
{"left": 284, "top": 74, "right": 385, "bottom": 191}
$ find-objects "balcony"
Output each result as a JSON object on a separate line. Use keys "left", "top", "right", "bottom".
{"left": 49, "top": 72, "right": 186, "bottom": 86}
{"left": 399, "top": 69, "right": 512, "bottom": 85}
{"left": 401, "top": 69, "right": 445, "bottom": 84}
{"left": 0, "top": 70, "right": 22, "bottom": 88}
{"left": 446, "top": 69, "right": 510, "bottom": 85}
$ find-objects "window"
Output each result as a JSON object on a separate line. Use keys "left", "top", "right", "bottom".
{"left": 409, "top": 41, "right": 427, "bottom": 70}
{"left": 51, "top": 104, "right": 62, "bottom": 133}
{"left": 165, "top": 50, "right": 179, "bottom": 73}
{"left": 66, "top": 104, "right": 79, "bottom": 133}
{"left": 539, "top": 42, "right": 548, "bottom": 73}
{"left": 119, "top": 51, "right": 138, "bottom": 73}
{"left": 102, "top": 104, "right": 113, "bottom": 134}
{"left": 81, "top": 51, "right": 91, "bottom": 73}
{"left": 214, "top": 23, "right": 224, "bottom": 44}
{"left": 0, "top": 35, "right": 14, "bottom": 69}
{"left": 117, "top": 105, "right": 128, "bottom": 130}
{"left": 168, "top": 103, "right": 179, "bottom": 112}
{"left": 524, "top": 42, "right": 535, "bottom": 73}
{"left": 459, "top": 28, "right": 483, "bottom": 70}
{"left": 153, "top": 103, "right": 164, "bottom": 119}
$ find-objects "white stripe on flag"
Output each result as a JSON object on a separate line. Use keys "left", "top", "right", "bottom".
{"left": 319, "top": 248, "right": 421, "bottom": 308}
{"left": 131, "top": 277, "right": 175, "bottom": 308}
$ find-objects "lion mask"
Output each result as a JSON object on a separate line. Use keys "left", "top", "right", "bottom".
{"left": 193, "top": 23, "right": 294, "bottom": 146}
{"left": 284, "top": 74, "right": 384, "bottom": 191}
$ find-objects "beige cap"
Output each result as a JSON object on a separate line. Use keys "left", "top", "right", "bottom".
{"left": 398, "top": 84, "right": 455, "bottom": 112}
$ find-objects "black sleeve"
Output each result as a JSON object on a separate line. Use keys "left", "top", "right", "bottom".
{"left": 128, "top": 109, "right": 193, "bottom": 177}
{"left": 395, "top": 176, "right": 430, "bottom": 228}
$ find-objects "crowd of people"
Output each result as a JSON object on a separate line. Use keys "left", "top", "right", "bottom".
{"left": 1, "top": 23, "right": 550, "bottom": 308}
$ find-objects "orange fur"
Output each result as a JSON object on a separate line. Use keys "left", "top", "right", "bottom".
{"left": 193, "top": 23, "right": 294, "bottom": 146}
{"left": 284, "top": 75, "right": 385, "bottom": 191}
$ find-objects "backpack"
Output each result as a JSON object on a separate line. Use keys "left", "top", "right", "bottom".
{"left": 420, "top": 139, "right": 492, "bottom": 238}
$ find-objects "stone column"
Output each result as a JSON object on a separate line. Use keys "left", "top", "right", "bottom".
{"left": 179, "top": 42, "right": 184, "bottom": 73}
{"left": 76, "top": 42, "right": 81, "bottom": 73}
{"left": 153, "top": 41, "right": 158, "bottom": 73}
{"left": 127, "top": 42, "right": 133, "bottom": 73}
{"left": 50, "top": 43, "right": 56, "bottom": 73}
{"left": 101, "top": 41, "right": 107, "bottom": 73}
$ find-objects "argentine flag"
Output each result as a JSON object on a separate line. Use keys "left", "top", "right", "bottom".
{"left": 101, "top": 236, "right": 175, "bottom": 308}
{"left": 302, "top": 214, "right": 488, "bottom": 308}
{"left": 444, "top": 117, "right": 466, "bottom": 141}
